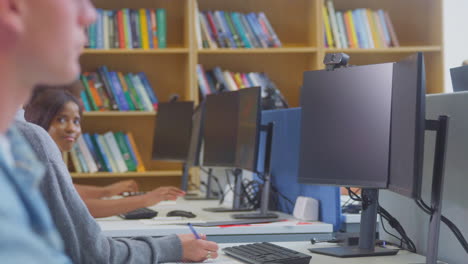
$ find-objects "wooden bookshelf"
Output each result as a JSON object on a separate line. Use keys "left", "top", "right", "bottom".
{"left": 78, "top": 0, "right": 443, "bottom": 187}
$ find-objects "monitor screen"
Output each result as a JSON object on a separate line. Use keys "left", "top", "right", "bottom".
{"left": 203, "top": 87, "right": 261, "bottom": 171}
{"left": 298, "top": 63, "right": 394, "bottom": 188}
{"left": 152, "top": 102, "right": 194, "bottom": 161}
{"left": 388, "top": 53, "right": 426, "bottom": 199}
{"left": 450, "top": 65, "right": 468, "bottom": 92}
{"left": 186, "top": 102, "right": 205, "bottom": 168}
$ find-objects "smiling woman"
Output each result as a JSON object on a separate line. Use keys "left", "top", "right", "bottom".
{"left": 25, "top": 86, "right": 83, "bottom": 152}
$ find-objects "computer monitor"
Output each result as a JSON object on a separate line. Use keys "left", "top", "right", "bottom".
{"left": 186, "top": 102, "right": 205, "bottom": 168}
{"left": 152, "top": 101, "right": 194, "bottom": 161}
{"left": 388, "top": 52, "right": 426, "bottom": 199}
{"left": 298, "top": 53, "right": 433, "bottom": 258}
{"left": 298, "top": 62, "right": 394, "bottom": 188}
{"left": 203, "top": 87, "right": 261, "bottom": 172}
{"left": 450, "top": 65, "right": 468, "bottom": 92}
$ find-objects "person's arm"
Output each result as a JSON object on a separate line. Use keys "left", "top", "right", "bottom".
{"left": 74, "top": 180, "right": 139, "bottom": 199}
{"left": 0, "top": 172, "right": 71, "bottom": 264}
{"left": 85, "top": 186, "right": 185, "bottom": 218}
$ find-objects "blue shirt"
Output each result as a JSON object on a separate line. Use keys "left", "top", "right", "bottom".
{"left": 0, "top": 126, "right": 71, "bottom": 263}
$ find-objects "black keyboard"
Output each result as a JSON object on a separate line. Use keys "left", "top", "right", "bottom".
{"left": 119, "top": 208, "right": 158, "bottom": 220}
{"left": 223, "top": 242, "right": 312, "bottom": 264}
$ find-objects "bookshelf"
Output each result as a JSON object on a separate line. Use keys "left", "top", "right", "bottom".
{"left": 77, "top": 0, "right": 443, "bottom": 190}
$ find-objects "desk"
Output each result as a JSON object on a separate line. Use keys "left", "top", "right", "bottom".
{"left": 97, "top": 199, "right": 333, "bottom": 243}
{"left": 197, "top": 241, "right": 442, "bottom": 264}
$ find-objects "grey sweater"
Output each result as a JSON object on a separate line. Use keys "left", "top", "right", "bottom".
{"left": 14, "top": 115, "right": 183, "bottom": 264}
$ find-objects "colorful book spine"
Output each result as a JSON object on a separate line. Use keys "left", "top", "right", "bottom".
{"left": 97, "top": 134, "right": 118, "bottom": 172}
{"left": 76, "top": 136, "right": 98, "bottom": 173}
{"left": 92, "top": 134, "right": 112, "bottom": 172}
{"left": 156, "top": 9, "right": 166, "bottom": 48}
{"left": 117, "top": 72, "right": 136, "bottom": 111}
{"left": 124, "top": 74, "right": 145, "bottom": 111}
{"left": 150, "top": 9, "right": 158, "bottom": 48}
{"left": 323, "top": 5, "right": 334, "bottom": 48}
{"left": 109, "top": 71, "right": 130, "bottom": 111}
{"left": 137, "top": 72, "right": 158, "bottom": 110}
{"left": 130, "top": 74, "right": 153, "bottom": 111}
{"left": 80, "top": 75, "right": 98, "bottom": 111}
{"left": 231, "top": 12, "right": 252, "bottom": 48}
{"left": 80, "top": 90, "right": 91, "bottom": 112}
{"left": 126, "top": 132, "right": 146, "bottom": 172}
{"left": 114, "top": 132, "right": 137, "bottom": 172}
{"left": 103, "top": 132, "right": 128, "bottom": 173}
{"left": 146, "top": 9, "right": 154, "bottom": 49}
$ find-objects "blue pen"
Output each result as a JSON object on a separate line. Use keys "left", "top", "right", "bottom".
{"left": 187, "top": 223, "right": 201, "bottom": 239}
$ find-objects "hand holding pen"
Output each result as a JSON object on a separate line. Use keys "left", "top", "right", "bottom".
{"left": 176, "top": 223, "right": 219, "bottom": 262}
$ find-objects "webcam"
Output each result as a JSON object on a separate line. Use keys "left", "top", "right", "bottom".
{"left": 324, "top": 53, "right": 350, "bottom": 71}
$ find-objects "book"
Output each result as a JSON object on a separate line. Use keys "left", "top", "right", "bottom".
{"left": 384, "top": 11, "right": 399, "bottom": 47}
{"left": 114, "top": 132, "right": 137, "bottom": 172}
{"left": 130, "top": 74, "right": 153, "bottom": 111}
{"left": 70, "top": 147, "right": 82, "bottom": 173}
{"left": 323, "top": 5, "right": 334, "bottom": 48}
{"left": 92, "top": 134, "right": 112, "bottom": 172}
{"left": 82, "top": 133, "right": 105, "bottom": 172}
{"left": 139, "top": 8, "right": 150, "bottom": 49}
{"left": 126, "top": 132, "right": 146, "bottom": 172}
{"left": 150, "top": 9, "right": 158, "bottom": 48}
{"left": 117, "top": 72, "right": 137, "bottom": 111}
{"left": 137, "top": 72, "right": 159, "bottom": 110}
{"left": 97, "top": 134, "right": 118, "bottom": 172}
{"left": 76, "top": 136, "right": 98, "bottom": 173}
{"left": 103, "top": 132, "right": 128, "bottom": 173}
{"left": 156, "top": 9, "right": 166, "bottom": 48}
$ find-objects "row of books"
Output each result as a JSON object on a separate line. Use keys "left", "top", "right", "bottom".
{"left": 195, "top": 9, "right": 282, "bottom": 49}
{"left": 323, "top": 0, "right": 399, "bottom": 49}
{"left": 70, "top": 132, "right": 145, "bottom": 173}
{"left": 80, "top": 66, "right": 159, "bottom": 112}
{"left": 196, "top": 65, "right": 277, "bottom": 98}
{"left": 86, "top": 8, "right": 166, "bottom": 49}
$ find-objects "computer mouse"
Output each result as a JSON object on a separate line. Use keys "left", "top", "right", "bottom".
{"left": 166, "top": 210, "right": 196, "bottom": 218}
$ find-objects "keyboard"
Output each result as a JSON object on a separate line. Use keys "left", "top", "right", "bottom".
{"left": 222, "top": 242, "right": 312, "bottom": 264}
{"left": 119, "top": 207, "right": 158, "bottom": 220}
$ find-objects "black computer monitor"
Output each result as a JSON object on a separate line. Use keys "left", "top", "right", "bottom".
{"left": 203, "top": 87, "right": 261, "bottom": 172}
{"left": 186, "top": 102, "right": 205, "bottom": 168}
{"left": 298, "top": 62, "right": 394, "bottom": 188}
{"left": 388, "top": 52, "right": 426, "bottom": 199}
{"left": 298, "top": 53, "right": 429, "bottom": 258}
{"left": 152, "top": 101, "right": 194, "bottom": 161}
{"left": 450, "top": 65, "right": 468, "bottom": 92}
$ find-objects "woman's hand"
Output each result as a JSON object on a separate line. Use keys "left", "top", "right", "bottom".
{"left": 143, "top": 186, "right": 186, "bottom": 207}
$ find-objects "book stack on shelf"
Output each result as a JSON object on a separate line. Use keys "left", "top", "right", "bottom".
{"left": 195, "top": 9, "right": 282, "bottom": 49}
{"left": 70, "top": 132, "right": 145, "bottom": 174}
{"left": 196, "top": 65, "right": 279, "bottom": 98}
{"left": 86, "top": 8, "right": 167, "bottom": 49}
{"left": 323, "top": 0, "right": 399, "bottom": 49}
{"left": 80, "top": 66, "right": 158, "bottom": 112}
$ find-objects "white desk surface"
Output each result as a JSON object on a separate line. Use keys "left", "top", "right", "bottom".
{"left": 193, "top": 241, "right": 438, "bottom": 264}
{"left": 97, "top": 199, "right": 333, "bottom": 238}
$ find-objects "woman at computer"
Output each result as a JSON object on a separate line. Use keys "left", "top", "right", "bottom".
{"left": 24, "top": 84, "right": 185, "bottom": 217}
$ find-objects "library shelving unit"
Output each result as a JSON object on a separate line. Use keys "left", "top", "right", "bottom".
{"left": 76, "top": 0, "right": 443, "bottom": 190}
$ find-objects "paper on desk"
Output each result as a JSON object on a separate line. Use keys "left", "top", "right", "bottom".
{"left": 169, "top": 253, "right": 238, "bottom": 264}
{"left": 140, "top": 219, "right": 206, "bottom": 225}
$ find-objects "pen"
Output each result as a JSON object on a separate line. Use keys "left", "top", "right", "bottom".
{"left": 187, "top": 223, "right": 201, "bottom": 239}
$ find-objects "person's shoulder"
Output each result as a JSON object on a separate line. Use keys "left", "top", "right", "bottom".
{"left": 13, "top": 120, "right": 62, "bottom": 163}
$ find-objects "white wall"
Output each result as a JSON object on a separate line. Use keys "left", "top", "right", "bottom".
{"left": 443, "top": 0, "right": 468, "bottom": 92}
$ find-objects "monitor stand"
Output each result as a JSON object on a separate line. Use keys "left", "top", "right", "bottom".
{"left": 232, "top": 123, "right": 278, "bottom": 219}
{"left": 203, "top": 168, "right": 253, "bottom": 212}
{"left": 185, "top": 168, "right": 219, "bottom": 200}
{"left": 308, "top": 188, "right": 398, "bottom": 257}
{"left": 424, "top": 116, "right": 449, "bottom": 264}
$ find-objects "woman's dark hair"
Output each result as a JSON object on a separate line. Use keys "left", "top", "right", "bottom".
{"left": 24, "top": 85, "right": 83, "bottom": 131}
